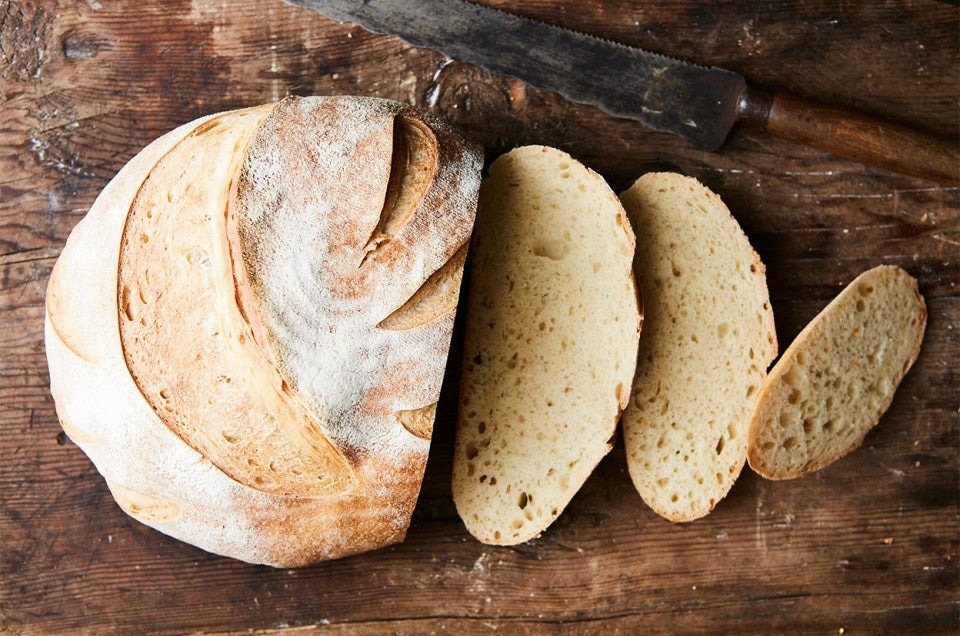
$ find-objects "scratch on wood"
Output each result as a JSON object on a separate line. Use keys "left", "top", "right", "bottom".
{"left": 794, "top": 186, "right": 959, "bottom": 200}
{"left": 0, "top": 245, "right": 61, "bottom": 266}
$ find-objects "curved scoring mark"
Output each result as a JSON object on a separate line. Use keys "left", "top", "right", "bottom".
{"left": 396, "top": 402, "right": 438, "bottom": 440}
{"left": 361, "top": 115, "right": 439, "bottom": 264}
{"left": 108, "top": 481, "right": 182, "bottom": 523}
{"left": 45, "top": 259, "right": 98, "bottom": 364}
{"left": 377, "top": 241, "right": 469, "bottom": 330}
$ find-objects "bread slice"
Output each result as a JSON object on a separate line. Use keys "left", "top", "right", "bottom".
{"left": 619, "top": 173, "right": 777, "bottom": 522}
{"left": 45, "top": 96, "right": 483, "bottom": 566}
{"left": 747, "top": 265, "right": 926, "bottom": 479}
{"left": 452, "top": 146, "right": 641, "bottom": 545}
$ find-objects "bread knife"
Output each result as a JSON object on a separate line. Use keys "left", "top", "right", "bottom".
{"left": 285, "top": 0, "right": 959, "bottom": 184}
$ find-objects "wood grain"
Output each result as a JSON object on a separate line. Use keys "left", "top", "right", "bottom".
{"left": 2, "top": 0, "right": 958, "bottom": 633}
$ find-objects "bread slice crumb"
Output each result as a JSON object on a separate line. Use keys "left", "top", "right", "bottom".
{"left": 619, "top": 172, "right": 777, "bottom": 522}
{"left": 453, "top": 146, "right": 641, "bottom": 545}
{"left": 748, "top": 265, "right": 926, "bottom": 480}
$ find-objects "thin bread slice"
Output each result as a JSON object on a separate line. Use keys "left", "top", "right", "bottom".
{"left": 452, "top": 145, "right": 641, "bottom": 545}
{"left": 747, "top": 265, "right": 926, "bottom": 480}
{"left": 619, "top": 172, "right": 777, "bottom": 522}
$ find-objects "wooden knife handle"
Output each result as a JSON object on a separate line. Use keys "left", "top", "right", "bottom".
{"left": 737, "top": 86, "right": 959, "bottom": 184}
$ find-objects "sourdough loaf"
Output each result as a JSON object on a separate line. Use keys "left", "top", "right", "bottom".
{"left": 747, "top": 265, "right": 926, "bottom": 479}
{"left": 619, "top": 173, "right": 777, "bottom": 522}
{"left": 452, "top": 146, "right": 641, "bottom": 545}
{"left": 45, "top": 96, "right": 483, "bottom": 566}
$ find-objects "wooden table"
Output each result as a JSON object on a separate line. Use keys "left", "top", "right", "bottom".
{"left": 2, "top": 1, "right": 958, "bottom": 632}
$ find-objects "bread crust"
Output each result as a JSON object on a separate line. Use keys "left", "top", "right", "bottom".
{"left": 45, "top": 96, "right": 482, "bottom": 566}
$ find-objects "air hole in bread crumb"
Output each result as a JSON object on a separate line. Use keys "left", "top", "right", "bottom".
{"left": 120, "top": 286, "right": 135, "bottom": 321}
{"left": 466, "top": 442, "right": 480, "bottom": 460}
{"left": 787, "top": 388, "right": 801, "bottom": 405}
{"left": 221, "top": 431, "right": 239, "bottom": 444}
{"left": 856, "top": 299, "right": 866, "bottom": 312}
{"left": 671, "top": 493, "right": 679, "bottom": 503}
{"left": 159, "top": 389, "right": 170, "bottom": 400}
{"left": 717, "top": 323, "right": 729, "bottom": 339}
{"left": 518, "top": 492, "right": 528, "bottom": 509}
{"left": 858, "top": 284, "right": 874, "bottom": 297}
{"left": 532, "top": 238, "right": 571, "bottom": 261}
{"left": 823, "top": 420, "right": 835, "bottom": 432}
{"left": 716, "top": 436, "right": 725, "bottom": 454}
{"left": 802, "top": 418, "right": 814, "bottom": 435}
{"left": 478, "top": 421, "right": 486, "bottom": 434}
{"left": 783, "top": 436, "right": 798, "bottom": 450}
{"left": 489, "top": 477, "right": 497, "bottom": 485}
{"left": 479, "top": 474, "right": 487, "bottom": 483}
{"left": 511, "top": 519, "right": 523, "bottom": 529}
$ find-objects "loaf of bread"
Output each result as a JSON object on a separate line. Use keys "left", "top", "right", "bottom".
{"left": 452, "top": 146, "right": 641, "bottom": 545}
{"left": 619, "top": 173, "right": 777, "bottom": 522}
{"left": 44, "top": 96, "right": 483, "bottom": 566}
{"left": 747, "top": 265, "right": 926, "bottom": 479}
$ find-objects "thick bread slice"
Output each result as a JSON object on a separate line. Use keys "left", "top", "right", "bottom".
{"left": 452, "top": 146, "right": 641, "bottom": 545}
{"left": 619, "top": 173, "right": 777, "bottom": 522}
{"left": 45, "top": 96, "right": 483, "bottom": 566}
{"left": 747, "top": 265, "right": 926, "bottom": 480}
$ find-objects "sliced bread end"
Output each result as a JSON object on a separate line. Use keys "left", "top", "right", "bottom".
{"left": 747, "top": 265, "right": 926, "bottom": 480}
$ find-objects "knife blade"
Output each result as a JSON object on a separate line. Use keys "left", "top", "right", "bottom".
{"left": 285, "top": 0, "right": 959, "bottom": 184}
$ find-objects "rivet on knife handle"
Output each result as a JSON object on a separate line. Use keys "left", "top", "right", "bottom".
{"left": 285, "top": 0, "right": 959, "bottom": 184}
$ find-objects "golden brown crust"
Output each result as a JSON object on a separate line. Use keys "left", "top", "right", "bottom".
{"left": 45, "top": 96, "right": 483, "bottom": 566}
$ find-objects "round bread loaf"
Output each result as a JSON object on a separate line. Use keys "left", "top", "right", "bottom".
{"left": 45, "top": 96, "right": 483, "bottom": 566}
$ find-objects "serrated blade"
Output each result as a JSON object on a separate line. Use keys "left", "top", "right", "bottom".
{"left": 285, "top": 0, "right": 746, "bottom": 150}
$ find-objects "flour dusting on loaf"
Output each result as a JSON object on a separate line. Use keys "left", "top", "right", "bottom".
{"left": 45, "top": 96, "right": 483, "bottom": 566}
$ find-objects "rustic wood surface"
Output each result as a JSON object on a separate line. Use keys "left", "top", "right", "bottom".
{"left": 2, "top": 0, "right": 958, "bottom": 633}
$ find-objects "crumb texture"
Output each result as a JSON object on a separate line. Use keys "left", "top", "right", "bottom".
{"left": 747, "top": 265, "right": 926, "bottom": 480}
{"left": 453, "top": 145, "right": 640, "bottom": 545}
{"left": 619, "top": 172, "right": 777, "bottom": 522}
